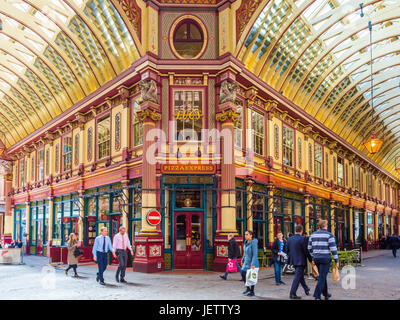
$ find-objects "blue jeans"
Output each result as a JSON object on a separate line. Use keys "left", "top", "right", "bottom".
{"left": 290, "top": 266, "right": 309, "bottom": 296}
{"left": 96, "top": 251, "right": 108, "bottom": 283}
{"left": 274, "top": 261, "right": 283, "bottom": 284}
{"left": 313, "top": 257, "right": 331, "bottom": 299}
{"left": 223, "top": 259, "right": 242, "bottom": 278}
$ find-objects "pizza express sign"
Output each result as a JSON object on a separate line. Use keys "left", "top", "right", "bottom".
{"left": 161, "top": 164, "right": 216, "bottom": 174}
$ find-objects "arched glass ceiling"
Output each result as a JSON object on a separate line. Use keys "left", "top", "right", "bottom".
{"left": 238, "top": 0, "right": 400, "bottom": 177}
{"left": 0, "top": 0, "right": 140, "bottom": 147}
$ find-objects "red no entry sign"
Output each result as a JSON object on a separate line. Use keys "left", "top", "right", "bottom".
{"left": 146, "top": 210, "right": 161, "bottom": 226}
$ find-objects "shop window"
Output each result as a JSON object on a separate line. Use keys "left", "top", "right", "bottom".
{"left": 236, "top": 190, "right": 244, "bottom": 237}
{"left": 251, "top": 110, "right": 264, "bottom": 156}
{"left": 131, "top": 184, "right": 142, "bottom": 248}
{"left": 297, "top": 138, "right": 302, "bottom": 169}
{"left": 252, "top": 191, "right": 266, "bottom": 249}
{"left": 19, "top": 158, "right": 25, "bottom": 187}
{"left": 234, "top": 104, "right": 243, "bottom": 148}
{"left": 132, "top": 101, "right": 143, "bottom": 146}
{"left": 45, "top": 149, "right": 50, "bottom": 176}
{"left": 53, "top": 200, "right": 62, "bottom": 244}
{"left": 31, "top": 156, "right": 35, "bottom": 181}
{"left": 74, "top": 133, "right": 79, "bottom": 166}
{"left": 38, "top": 149, "right": 45, "bottom": 181}
{"left": 314, "top": 143, "right": 323, "bottom": 178}
{"left": 282, "top": 126, "right": 294, "bottom": 167}
{"left": 55, "top": 144, "right": 59, "bottom": 173}
{"left": 97, "top": 116, "right": 111, "bottom": 160}
{"left": 325, "top": 152, "right": 329, "bottom": 178}
{"left": 174, "top": 90, "right": 203, "bottom": 141}
{"left": 115, "top": 112, "right": 121, "bottom": 151}
{"left": 337, "top": 157, "right": 344, "bottom": 186}
{"left": 274, "top": 124, "right": 279, "bottom": 160}
{"left": 172, "top": 19, "right": 204, "bottom": 59}
{"left": 87, "top": 128, "right": 93, "bottom": 161}
{"left": 333, "top": 156, "right": 337, "bottom": 182}
{"left": 62, "top": 136, "right": 72, "bottom": 171}
{"left": 175, "top": 189, "right": 201, "bottom": 208}
{"left": 283, "top": 199, "right": 293, "bottom": 238}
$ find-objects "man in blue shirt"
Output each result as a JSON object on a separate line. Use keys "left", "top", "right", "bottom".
{"left": 92, "top": 227, "right": 116, "bottom": 285}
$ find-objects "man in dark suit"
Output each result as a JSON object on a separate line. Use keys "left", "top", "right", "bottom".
{"left": 286, "top": 224, "right": 312, "bottom": 299}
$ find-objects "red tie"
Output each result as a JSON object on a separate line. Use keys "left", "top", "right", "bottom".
{"left": 122, "top": 234, "right": 125, "bottom": 250}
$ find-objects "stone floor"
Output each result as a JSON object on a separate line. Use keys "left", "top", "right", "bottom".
{"left": 0, "top": 250, "right": 399, "bottom": 300}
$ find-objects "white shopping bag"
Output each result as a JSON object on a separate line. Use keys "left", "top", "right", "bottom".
{"left": 245, "top": 268, "right": 259, "bottom": 286}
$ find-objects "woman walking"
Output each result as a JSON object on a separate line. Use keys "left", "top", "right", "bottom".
{"left": 241, "top": 230, "right": 259, "bottom": 297}
{"left": 65, "top": 233, "right": 80, "bottom": 277}
{"left": 271, "top": 232, "right": 287, "bottom": 285}
{"left": 219, "top": 233, "right": 242, "bottom": 280}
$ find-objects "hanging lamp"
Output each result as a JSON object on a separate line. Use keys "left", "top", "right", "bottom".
{"left": 363, "top": 20, "right": 383, "bottom": 154}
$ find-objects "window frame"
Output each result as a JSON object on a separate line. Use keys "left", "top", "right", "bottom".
{"left": 96, "top": 114, "right": 111, "bottom": 161}
{"left": 251, "top": 109, "right": 265, "bottom": 156}
{"left": 282, "top": 124, "right": 295, "bottom": 167}
{"left": 314, "top": 143, "right": 323, "bottom": 179}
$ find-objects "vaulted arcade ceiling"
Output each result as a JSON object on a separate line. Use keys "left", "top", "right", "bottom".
{"left": 236, "top": 0, "right": 400, "bottom": 176}
{"left": 0, "top": 0, "right": 140, "bottom": 147}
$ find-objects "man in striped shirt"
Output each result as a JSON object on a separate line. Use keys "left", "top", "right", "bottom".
{"left": 308, "top": 219, "right": 339, "bottom": 300}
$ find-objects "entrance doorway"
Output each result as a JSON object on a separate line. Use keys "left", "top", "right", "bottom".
{"left": 174, "top": 212, "right": 203, "bottom": 269}
{"left": 97, "top": 214, "right": 121, "bottom": 264}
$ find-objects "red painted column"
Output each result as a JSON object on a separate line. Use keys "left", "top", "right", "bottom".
{"left": 132, "top": 96, "right": 165, "bottom": 273}
{"left": 213, "top": 100, "right": 242, "bottom": 271}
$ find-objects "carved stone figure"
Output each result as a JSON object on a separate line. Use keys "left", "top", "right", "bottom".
{"left": 138, "top": 79, "right": 158, "bottom": 104}
{"left": 219, "top": 80, "right": 238, "bottom": 104}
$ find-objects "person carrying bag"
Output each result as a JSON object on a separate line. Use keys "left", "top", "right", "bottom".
{"left": 220, "top": 233, "right": 242, "bottom": 280}
{"left": 240, "top": 230, "right": 259, "bottom": 297}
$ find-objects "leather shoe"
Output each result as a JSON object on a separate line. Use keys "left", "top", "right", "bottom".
{"left": 219, "top": 275, "right": 227, "bottom": 280}
{"left": 290, "top": 295, "right": 301, "bottom": 300}
{"left": 243, "top": 288, "right": 250, "bottom": 294}
{"left": 115, "top": 276, "right": 120, "bottom": 283}
{"left": 305, "top": 290, "right": 310, "bottom": 296}
{"left": 279, "top": 281, "right": 286, "bottom": 285}
{"left": 120, "top": 279, "right": 127, "bottom": 283}
{"left": 96, "top": 275, "right": 99, "bottom": 282}
{"left": 246, "top": 292, "right": 255, "bottom": 297}
{"left": 99, "top": 281, "right": 105, "bottom": 286}
{"left": 324, "top": 293, "right": 332, "bottom": 300}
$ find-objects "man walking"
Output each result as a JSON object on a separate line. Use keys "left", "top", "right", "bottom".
{"left": 92, "top": 227, "right": 116, "bottom": 285}
{"left": 308, "top": 220, "right": 339, "bottom": 300}
{"left": 286, "top": 225, "right": 312, "bottom": 299}
{"left": 113, "top": 226, "right": 133, "bottom": 283}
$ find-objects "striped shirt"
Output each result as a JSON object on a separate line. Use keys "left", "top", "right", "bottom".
{"left": 308, "top": 229, "right": 339, "bottom": 262}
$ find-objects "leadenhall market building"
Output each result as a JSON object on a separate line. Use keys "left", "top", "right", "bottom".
{"left": 1, "top": 0, "right": 400, "bottom": 272}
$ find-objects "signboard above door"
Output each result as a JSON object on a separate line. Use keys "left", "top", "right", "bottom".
{"left": 161, "top": 164, "right": 216, "bottom": 175}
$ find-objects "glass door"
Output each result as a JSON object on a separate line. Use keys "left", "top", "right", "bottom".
{"left": 110, "top": 215, "right": 121, "bottom": 264}
{"left": 174, "top": 212, "right": 203, "bottom": 269}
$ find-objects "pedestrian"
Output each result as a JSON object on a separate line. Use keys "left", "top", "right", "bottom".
{"left": 388, "top": 234, "right": 400, "bottom": 258}
{"left": 113, "top": 226, "right": 133, "bottom": 283}
{"left": 65, "top": 233, "right": 80, "bottom": 278}
{"left": 92, "top": 227, "right": 116, "bottom": 285}
{"left": 286, "top": 225, "right": 312, "bottom": 299}
{"left": 220, "top": 233, "right": 242, "bottom": 280}
{"left": 308, "top": 219, "right": 339, "bottom": 300}
{"left": 271, "top": 232, "right": 286, "bottom": 286}
{"left": 241, "top": 230, "right": 259, "bottom": 297}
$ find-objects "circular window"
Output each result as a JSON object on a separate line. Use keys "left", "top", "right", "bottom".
{"left": 170, "top": 17, "right": 207, "bottom": 59}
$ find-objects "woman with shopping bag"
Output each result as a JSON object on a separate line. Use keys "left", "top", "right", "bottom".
{"left": 220, "top": 233, "right": 242, "bottom": 280}
{"left": 240, "top": 230, "right": 259, "bottom": 297}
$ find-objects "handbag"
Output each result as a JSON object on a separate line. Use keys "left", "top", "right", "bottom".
{"left": 73, "top": 247, "right": 83, "bottom": 258}
{"left": 226, "top": 259, "right": 238, "bottom": 273}
{"left": 332, "top": 266, "right": 340, "bottom": 282}
{"left": 245, "top": 268, "right": 259, "bottom": 286}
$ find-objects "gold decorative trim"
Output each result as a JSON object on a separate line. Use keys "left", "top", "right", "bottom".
{"left": 137, "top": 109, "right": 162, "bottom": 122}
{"left": 216, "top": 109, "right": 240, "bottom": 123}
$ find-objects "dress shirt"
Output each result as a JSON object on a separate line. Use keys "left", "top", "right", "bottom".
{"left": 92, "top": 235, "right": 114, "bottom": 259}
{"left": 113, "top": 233, "right": 132, "bottom": 251}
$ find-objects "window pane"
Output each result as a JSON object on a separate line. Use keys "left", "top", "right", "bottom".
{"left": 97, "top": 116, "right": 110, "bottom": 159}
{"left": 174, "top": 91, "right": 203, "bottom": 141}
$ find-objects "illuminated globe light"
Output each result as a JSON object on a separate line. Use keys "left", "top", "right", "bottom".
{"left": 364, "top": 133, "right": 383, "bottom": 154}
